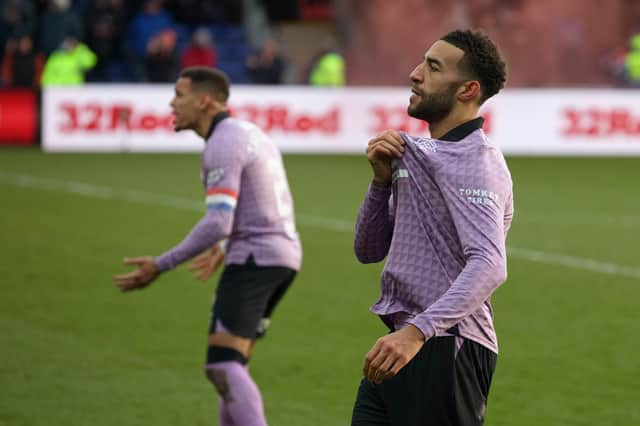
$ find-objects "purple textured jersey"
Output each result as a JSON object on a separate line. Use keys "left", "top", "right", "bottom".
{"left": 354, "top": 120, "right": 513, "bottom": 353}
{"left": 156, "top": 114, "right": 302, "bottom": 272}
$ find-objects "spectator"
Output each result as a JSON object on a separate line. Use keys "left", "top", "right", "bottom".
{"left": 85, "top": 0, "right": 128, "bottom": 81}
{"left": 0, "top": 0, "right": 35, "bottom": 55}
{"left": 2, "top": 32, "right": 44, "bottom": 88}
{"left": 38, "top": 0, "right": 83, "bottom": 55}
{"left": 305, "top": 46, "right": 345, "bottom": 86}
{"left": 624, "top": 33, "right": 640, "bottom": 87}
{"left": 126, "top": 0, "right": 176, "bottom": 57}
{"left": 144, "top": 28, "right": 178, "bottom": 82}
{"left": 126, "top": 0, "right": 178, "bottom": 81}
{"left": 180, "top": 27, "right": 217, "bottom": 69}
{"left": 40, "top": 36, "right": 96, "bottom": 86}
{"left": 602, "top": 46, "right": 628, "bottom": 87}
{"left": 246, "top": 38, "right": 287, "bottom": 84}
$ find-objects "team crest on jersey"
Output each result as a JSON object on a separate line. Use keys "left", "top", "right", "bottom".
{"left": 207, "top": 168, "right": 225, "bottom": 186}
{"left": 414, "top": 137, "right": 437, "bottom": 153}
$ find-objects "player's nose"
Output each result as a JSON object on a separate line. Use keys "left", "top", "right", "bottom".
{"left": 409, "top": 63, "right": 423, "bottom": 83}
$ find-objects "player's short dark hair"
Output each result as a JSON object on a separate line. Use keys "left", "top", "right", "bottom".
{"left": 441, "top": 29, "right": 507, "bottom": 104}
{"left": 179, "top": 67, "right": 230, "bottom": 102}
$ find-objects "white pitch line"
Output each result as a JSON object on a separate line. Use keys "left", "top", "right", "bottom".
{"left": 506, "top": 247, "right": 640, "bottom": 280}
{"left": 0, "top": 171, "right": 354, "bottom": 232}
{"left": 1, "top": 171, "right": 639, "bottom": 280}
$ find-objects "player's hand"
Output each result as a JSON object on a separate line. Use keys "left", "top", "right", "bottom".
{"left": 363, "top": 324, "right": 425, "bottom": 384}
{"left": 114, "top": 256, "right": 160, "bottom": 292}
{"left": 366, "top": 130, "right": 405, "bottom": 186}
{"left": 188, "top": 243, "right": 225, "bottom": 281}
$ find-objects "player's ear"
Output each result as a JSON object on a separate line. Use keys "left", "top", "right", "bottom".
{"left": 457, "top": 80, "right": 481, "bottom": 103}
{"left": 209, "top": 97, "right": 226, "bottom": 112}
{"left": 199, "top": 93, "right": 212, "bottom": 110}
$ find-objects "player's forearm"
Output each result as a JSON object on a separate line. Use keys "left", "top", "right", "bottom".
{"left": 409, "top": 255, "right": 507, "bottom": 339}
{"left": 354, "top": 184, "right": 393, "bottom": 263}
{"left": 155, "top": 211, "right": 233, "bottom": 272}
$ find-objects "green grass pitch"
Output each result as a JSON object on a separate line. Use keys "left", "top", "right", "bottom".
{"left": 1, "top": 149, "right": 639, "bottom": 425}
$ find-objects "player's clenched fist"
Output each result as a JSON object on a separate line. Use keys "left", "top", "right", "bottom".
{"left": 366, "top": 130, "right": 405, "bottom": 186}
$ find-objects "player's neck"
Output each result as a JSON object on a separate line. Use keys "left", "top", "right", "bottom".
{"left": 196, "top": 109, "right": 226, "bottom": 140}
{"left": 429, "top": 108, "right": 479, "bottom": 140}
{"left": 195, "top": 116, "right": 214, "bottom": 139}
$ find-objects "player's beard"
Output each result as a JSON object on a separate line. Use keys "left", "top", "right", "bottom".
{"left": 408, "top": 82, "right": 459, "bottom": 123}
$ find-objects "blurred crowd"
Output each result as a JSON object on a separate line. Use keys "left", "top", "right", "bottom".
{"left": 2, "top": 0, "right": 638, "bottom": 88}
{"left": 0, "top": 0, "right": 345, "bottom": 87}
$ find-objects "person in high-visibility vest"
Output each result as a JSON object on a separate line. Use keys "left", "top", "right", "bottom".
{"left": 307, "top": 49, "right": 345, "bottom": 86}
{"left": 624, "top": 33, "right": 640, "bottom": 86}
{"left": 41, "top": 37, "right": 97, "bottom": 86}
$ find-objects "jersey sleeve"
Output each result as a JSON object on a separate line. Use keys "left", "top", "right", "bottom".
{"left": 155, "top": 127, "right": 249, "bottom": 272}
{"left": 354, "top": 183, "right": 395, "bottom": 263}
{"left": 409, "top": 151, "right": 513, "bottom": 339}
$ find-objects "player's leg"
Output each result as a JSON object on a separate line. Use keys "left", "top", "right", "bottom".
{"left": 205, "top": 321, "right": 264, "bottom": 426}
{"left": 351, "top": 377, "right": 391, "bottom": 426}
{"left": 451, "top": 338, "right": 497, "bottom": 425}
{"left": 255, "top": 266, "right": 295, "bottom": 339}
{"left": 352, "top": 334, "right": 428, "bottom": 426}
{"left": 204, "top": 260, "right": 267, "bottom": 426}
{"left": 247, "top": 268, "right": 295, "bottom": 354}
{"left": 352, "top": 335, "right": 458, "bottom": 425}
{"left": 373, "top": 335, "right": 496, "bottom": 425}
{"left": 203, "top": 258, "right": 296, "bottom": 426}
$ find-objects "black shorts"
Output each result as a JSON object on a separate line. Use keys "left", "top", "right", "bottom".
{"left": 351, "top": 336, "right": 497, "bottom": 426}
{"left": 208, "top": 255, "right": 296, "bottom": 339}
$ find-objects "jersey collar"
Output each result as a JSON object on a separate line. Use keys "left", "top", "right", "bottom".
{"left": 205, "top": 111, "right": 231, "bottom": 140}
{"left": 438, "top": 117, "right": 484, "bottom": 142}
